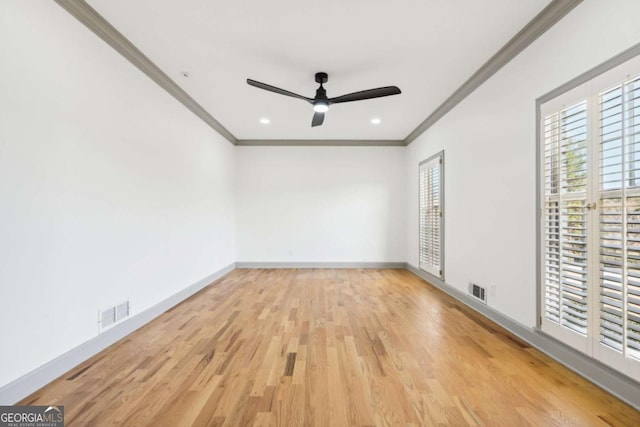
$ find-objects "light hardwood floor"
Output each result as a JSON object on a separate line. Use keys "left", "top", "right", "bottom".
{"left": 20, "top": 269, "right": 640, "bottom": 426}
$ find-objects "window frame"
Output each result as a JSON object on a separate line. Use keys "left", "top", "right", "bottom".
{"left": 536, "top": 43, "right": 640, "bottom": 382}
{"left": 418, "top": 150, "right": 444, "bottom": 279}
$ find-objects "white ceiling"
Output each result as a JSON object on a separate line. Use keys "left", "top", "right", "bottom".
{"left": 87, "top": 0, "right": 550, "bottom": 141}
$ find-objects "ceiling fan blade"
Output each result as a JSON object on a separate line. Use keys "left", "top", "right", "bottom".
{"left": 311, "top": 111, "right": 325, "bottom": 127}
{"left": 247, "top": 79, "right": 312, "bottom": 102}
{"left": 329, "top": 86, "right": 401, "bottom": 104}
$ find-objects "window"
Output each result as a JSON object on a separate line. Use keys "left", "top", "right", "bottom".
{"left": 419, "top": 151, "right": 443, "bottom": 278}
{"left": 539, "top": 53, "right": 640, "bottom": 381}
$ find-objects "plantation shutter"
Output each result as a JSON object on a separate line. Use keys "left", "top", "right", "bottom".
{"left": 540, "top": 55, "right": 640, "bottom": 380}
{"left": 598, "top": 76, "right": 640, "bottom": 360}
{"left": 419, "top": 153, "right": 443, "bottom": 277}
{"left": 542, "top": 102, "right": 590, "bottom": 340}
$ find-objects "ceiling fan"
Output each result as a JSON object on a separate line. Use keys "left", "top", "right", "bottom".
{"left": 246, "top": 72, "right": 401, "bottom": 127}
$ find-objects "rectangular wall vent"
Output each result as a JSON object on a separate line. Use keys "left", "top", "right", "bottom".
{"left": 100, "top": 307, "right": 116, "bottom": 330}
{"left": 115, "top": 301, "right": 129, "bottom": 321}
{"left": 99, "top": 301, "right": 130, "bottom": 333}
{"left": 469, "top": 283, "right": 487, "bottom": 304}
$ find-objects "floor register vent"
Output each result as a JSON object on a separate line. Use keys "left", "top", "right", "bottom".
{"left": 99, "top": 301, "right": 130, "bottom": 333}
{"left": 469, "top": 283, "right": 487, "bottom": 304}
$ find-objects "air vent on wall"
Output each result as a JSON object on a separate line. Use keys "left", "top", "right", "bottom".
{"left": 469, "top": 283, "right": 487, "bottom": 304}
{"left": 115, "top": 301, "right": 129, "bottom": 321}
{"left": 99, "top": 301, "right": 130, "bottom": 333}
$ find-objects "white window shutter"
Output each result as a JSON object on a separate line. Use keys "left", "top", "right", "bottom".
{"left": 542, "top": 102, "right": 589, "bottom": 340}
{"left": 598, "top": 77, "right": 640, "bottom": 362}
{"left": 419, "top": 153, "right": 443, "bottom": 277}
{"left": 540, "top": 63, "right": 640, "bottom": 381}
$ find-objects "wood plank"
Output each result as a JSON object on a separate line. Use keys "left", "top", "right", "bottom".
{"left": 18, "top": 269, "right": 640, "bottom": 426}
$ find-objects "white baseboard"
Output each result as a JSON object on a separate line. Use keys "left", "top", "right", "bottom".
{"left": 405, "top": 264, "right": 640, "bottom": 410}
{"left": 0, "top": 262, "right": 236, "bottom": 405}
{"left": 236, "top": 261, "right": 406, "bottom": 269}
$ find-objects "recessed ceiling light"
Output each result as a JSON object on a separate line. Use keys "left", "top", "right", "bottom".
{"left": 371, "top": 118, "right": 381, "bottom": 125}
{"left": 180, "top": 71, "right": 191, "bottom": 78}
{"left": 259, "top": 118, "right": 270, "bottom": 124}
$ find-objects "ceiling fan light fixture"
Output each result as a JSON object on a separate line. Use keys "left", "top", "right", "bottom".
{"left": 313, "top": 102, "right": 329, "bottom": 113}
{"left": 246, "top": 73, "right": 401, "bottom": 127}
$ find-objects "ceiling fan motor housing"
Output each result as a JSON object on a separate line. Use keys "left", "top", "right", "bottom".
{"left": 314, "top": 72, "right": 329, "bottom": 105}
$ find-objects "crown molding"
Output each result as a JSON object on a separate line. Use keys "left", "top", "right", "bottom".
{"left": 55, "top": 0, "right": 582, "bottom": 147}
{"left": 404, "top": 0, "right": 583, "bottom": 145}
{"left": 236, "top": 139, "right": 405, "bottom": 147}
{"left": 54, "top": 0, "right": 237, "bottom": 145}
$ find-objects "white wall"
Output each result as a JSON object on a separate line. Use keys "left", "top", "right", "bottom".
{"left": 236, "top": 147, "right": 405, "bottom": 263}
{"left": 405, "top": 0, "right": 640, "bottom": 327}
{"left": 5, "top": 0, "right": 639, "bottom": 396}
{"left": 0, "top": 2, "right": 235, "bottom": 387}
